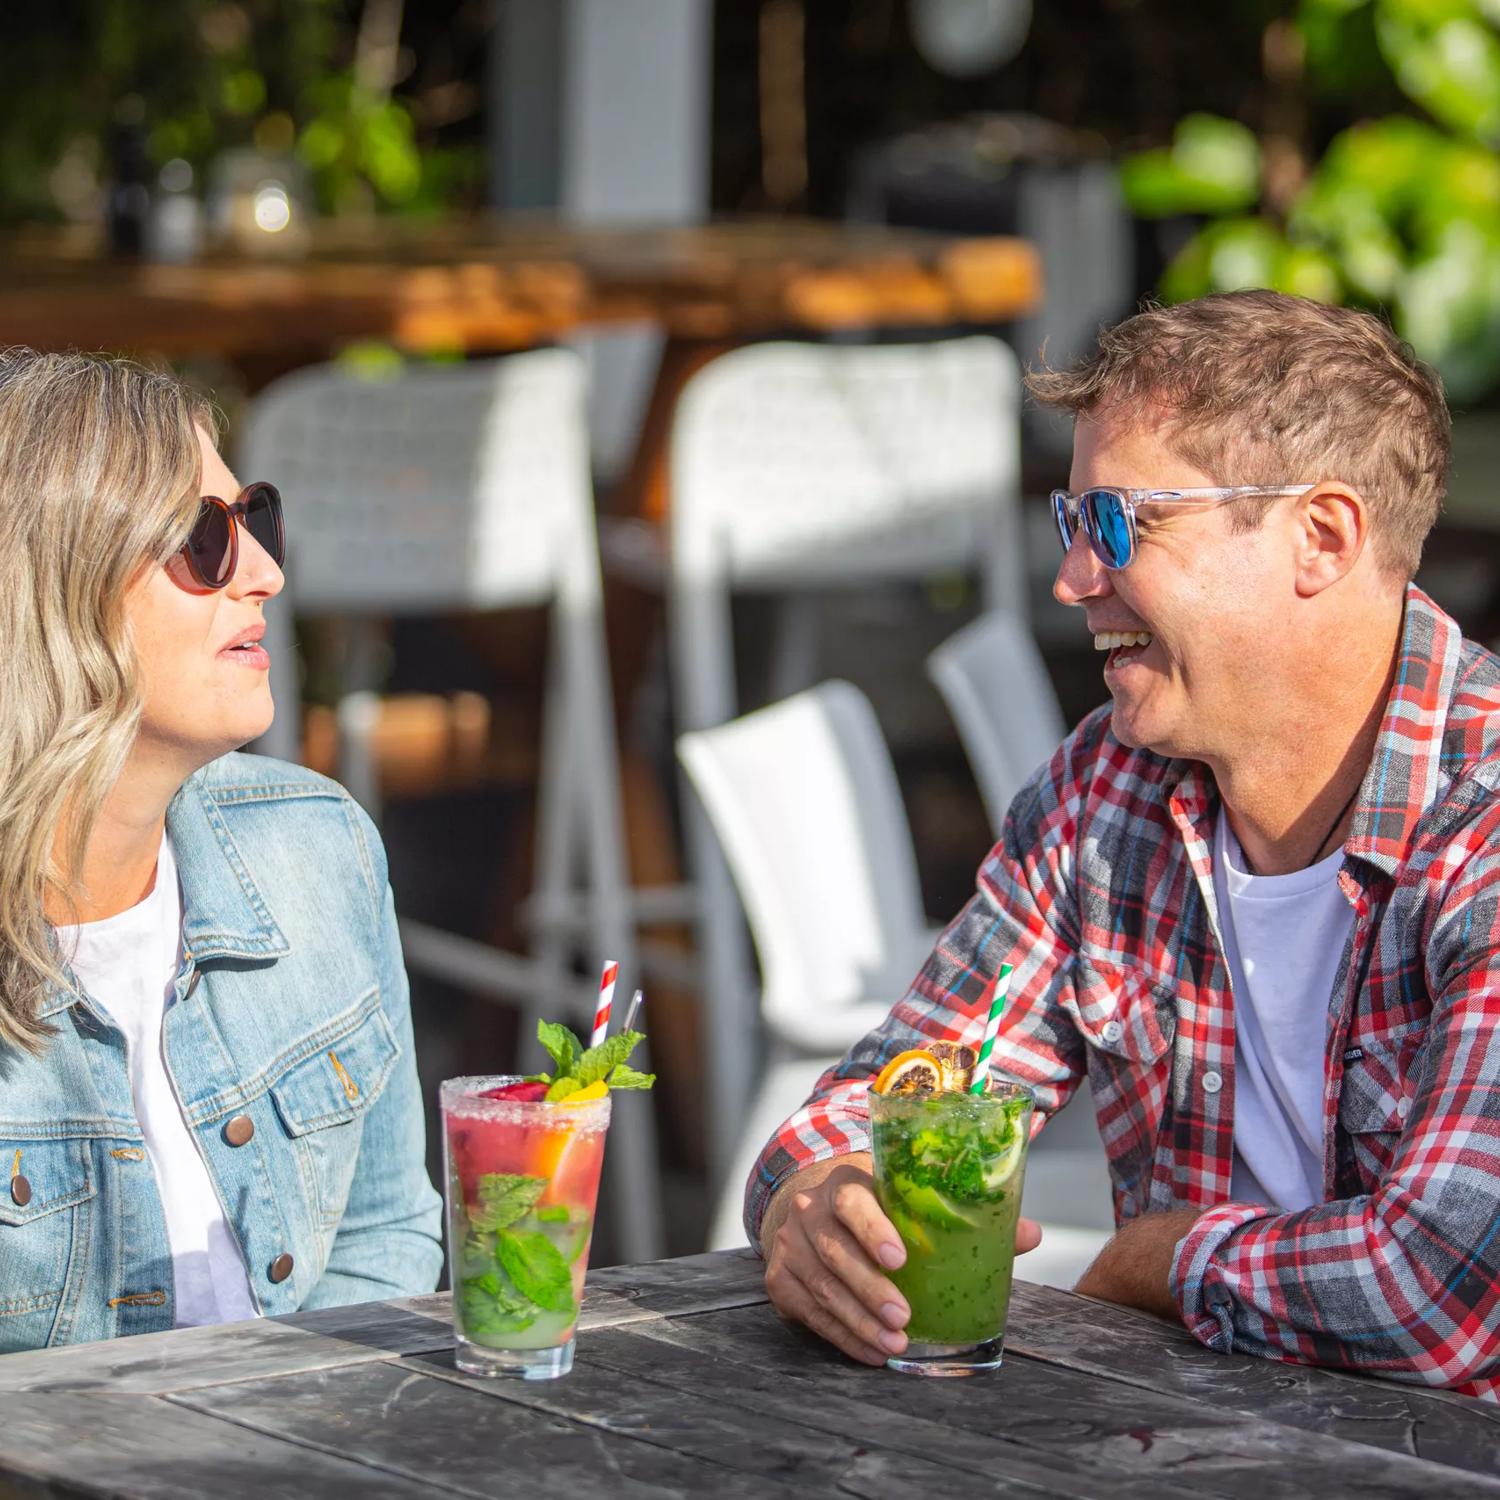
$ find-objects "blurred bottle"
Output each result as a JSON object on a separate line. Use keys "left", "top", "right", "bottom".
{"left": 105, "top": 97, "right": 151, "bottom": 258}
{"left": 146, "top": 158, "right": 203, "bottom": 263}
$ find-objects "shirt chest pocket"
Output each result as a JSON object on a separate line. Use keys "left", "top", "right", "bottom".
{"left": 1071, "top": 958, "right": 1177, "bottom": 1207}
{"left": 1073, "top": 957, "right": 1177, "bottom": 1067}
{"left": 267, "top": 1000, "right": 399, "bottom": 1231}
{"left": 0, "top": 1136, "right": 93, "bottom": 1352}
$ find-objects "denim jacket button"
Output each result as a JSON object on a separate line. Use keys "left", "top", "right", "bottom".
{"left": 223, "top": 1115, "right": 255, "bottom": 1148}
{"left": 268, "top": 1253, "right": 294, "bottom": 1284}
{"left": 9, "top": 1175, "right": 30, "bottom": 1207}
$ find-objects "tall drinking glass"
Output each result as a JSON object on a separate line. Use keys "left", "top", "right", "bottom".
{"left": 870, "top": 1080, "right": 1034, "bottom": 1376}
{"left": 440, "top": 1076, "right": 611, "bottom": 1380}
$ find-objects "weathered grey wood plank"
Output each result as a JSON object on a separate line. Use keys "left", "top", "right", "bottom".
{"left": 399, "top": 1343, "right": 1131, "bottom": 1499}
{"left": 1006, "top": 1280, "right": 1500, "bottom": 1475}
{"left": 0, "top": 1393, "right": 444, "bottom": 1499}
{"left": 0, "top": 1302, "right": 453, "bottom": 1398}
{"left": 169, "top": 1360, "right": 825, "bottom": 1500}
{"left": 0, "top": 1248, "right": 767, "bottom": 1398}
{"left": 619, "top": 1299, "right": 1500, "bottom": 1500}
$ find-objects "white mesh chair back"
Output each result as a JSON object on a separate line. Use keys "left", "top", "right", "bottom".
{"left": 240, "top": 350, "right": 598, "bottom": 615}
{"left": 677, "top": 680, "right": 930, "bottom": 1055}
{"left": 927, "top": 609, "right": 1067, "bottom": 836}
{"left": 670, "top": 335, "right": 1022, "bottom": 595}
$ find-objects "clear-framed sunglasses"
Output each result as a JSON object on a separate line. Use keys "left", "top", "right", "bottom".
{"left": 1051, "top": 485, "right": 1314, "bottom": 570}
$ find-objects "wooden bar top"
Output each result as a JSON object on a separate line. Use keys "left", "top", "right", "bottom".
{"left": 0, "top": 217, "right": 1042, "bottom": 361}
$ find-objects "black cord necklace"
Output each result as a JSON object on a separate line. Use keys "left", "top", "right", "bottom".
{"left": 1236, "top": 782, "right": 1360, "bottom": 876}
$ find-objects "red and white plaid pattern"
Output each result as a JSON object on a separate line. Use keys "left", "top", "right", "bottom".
{"left": 748, "top": 585, "right": 1500, "bottom": 1400}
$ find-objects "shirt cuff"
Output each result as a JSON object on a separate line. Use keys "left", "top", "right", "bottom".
{"left": 743, "top": 1114, "right": 873, "bottom": 1251}
{"left": 1169, "top": 1201, "right": 1275, "bottom": 1352}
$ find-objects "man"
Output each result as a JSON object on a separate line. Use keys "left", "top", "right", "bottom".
{"left": 749, "top": 289, "right": 1500, "bottom": 1398}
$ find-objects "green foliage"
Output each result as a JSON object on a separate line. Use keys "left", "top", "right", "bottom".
{"left": 495, "top": 1227, "right": 576, "bottom": 1314}
{"left": 1120, "top": 0, "right": 1500, "bottom": 401}
{"left": 0, "top": 1, "right": 481, "bottom": 226}
{"left": 1119, "top": 115, "right": 1262, "bottom": 218}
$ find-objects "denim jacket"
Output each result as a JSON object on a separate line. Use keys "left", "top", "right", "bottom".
{"left": 0, "top": 752, "right": 443, "bottom": 1350}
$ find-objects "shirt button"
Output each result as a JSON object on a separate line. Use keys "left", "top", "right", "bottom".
{"left": 1396, "top": 1097, "right": 1410, "bottom": 1120}
{"left": 223, "top": 1115, "right": 255, "bottom": 1148}
{"left": 269, "top": 1253, "right": 295, "bottom": 1284}
{"left": 1101, "top": 1020, "right": 1123, "bottom": 1044}
{"left": 9, "top": 1175, "right": 31, "bottom": 1207}
{"left": 1202, "top": 1071, "right": 1223, "bottom": 1094}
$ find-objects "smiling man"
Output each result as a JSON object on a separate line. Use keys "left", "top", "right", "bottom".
{"left": 747, "top": 290, "right": 1500, "bottom": 1399}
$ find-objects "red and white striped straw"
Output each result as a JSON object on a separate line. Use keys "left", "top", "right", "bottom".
{"left": 590, "top": 961, "right": 619, "bottom": 1048}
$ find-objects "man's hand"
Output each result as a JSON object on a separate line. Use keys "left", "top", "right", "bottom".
{"left": 760, "top": 1153, "right": 1042, "bottom": 1366}
{"left": 1073, "top": 1207, "right": 1200, "bottom": 1321}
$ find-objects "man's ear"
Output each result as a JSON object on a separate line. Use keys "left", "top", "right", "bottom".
{"left": 1292, "top": 482, "right": 1366, "bottom": 597}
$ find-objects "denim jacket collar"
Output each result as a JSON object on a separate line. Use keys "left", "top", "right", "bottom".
{"left": 39, "top": 767, "right": 290, "bottom": 1019}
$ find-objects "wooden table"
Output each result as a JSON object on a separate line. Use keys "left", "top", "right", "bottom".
{"left": 1, "top": 1249, "right": 1495, "bottom": 1499}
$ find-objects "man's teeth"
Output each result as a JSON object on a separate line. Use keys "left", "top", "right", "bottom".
{"left": 1094, "top": 631, "right": 1153, "bottom": 652}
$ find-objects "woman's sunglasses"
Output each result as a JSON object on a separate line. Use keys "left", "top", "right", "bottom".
{"left": 1051, "top": 485, "right": 1313, "bottom": 571}
{"left": 177, "top": 481, "right": 285, "bottom": 590}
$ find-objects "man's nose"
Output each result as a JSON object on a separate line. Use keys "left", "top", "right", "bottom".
{"left": 1053, "top": 531, "right": 1113, "bottom": 607}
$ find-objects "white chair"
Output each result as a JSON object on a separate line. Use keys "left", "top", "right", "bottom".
{"left": 927, "top": 609, "right": 1068, "bottom": 837}
{"left": 666, "top": 336, "right": 1026, "bottom": 1175}
{"left": 240, "top": 350, "right": 662, "bottom": 1263}
{"left": 676, "top": 680, "right": 937, "bottom": 1249}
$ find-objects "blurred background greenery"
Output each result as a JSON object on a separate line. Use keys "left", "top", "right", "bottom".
{"left": 11, "top": 0, "right": 1500, "bottom": 404}
{"left": 1123, "top": 0, "right": 1500, "bottom": 404}
{"left": 0, "top": 0, "right": 486, "bottom": 223}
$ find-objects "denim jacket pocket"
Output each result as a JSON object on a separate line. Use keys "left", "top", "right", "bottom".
{"left": 0, "top": 1136, "right": 94, "bottom": 1352}
{"left": 268, "top": 996, "right": 399, "bottom": 1231}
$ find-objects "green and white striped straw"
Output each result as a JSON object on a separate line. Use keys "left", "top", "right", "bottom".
{"left": 968, "top": 963, "right": 1015, "bottom": 1095}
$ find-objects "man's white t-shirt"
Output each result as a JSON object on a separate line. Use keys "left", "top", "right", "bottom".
{"left": 58, "top": 833, "right": 259, "bottom": 1327}
{"left": 1212, "top": 806, "right": 1357, "bottom": 1212}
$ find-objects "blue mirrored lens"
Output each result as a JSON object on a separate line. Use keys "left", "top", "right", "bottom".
{"left": 1084, "top": 491, "right": 1133, "bottom": 568}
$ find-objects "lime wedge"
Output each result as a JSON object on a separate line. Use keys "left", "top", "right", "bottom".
{"left": 981, "top": 1134, "right": 1024, "bottom": 1194}
{"left": 881, "top": 1200, "right": 932, "bottom": 1256}
{"left": 890, "top": 1173, "right": 977, "bottom": 1230}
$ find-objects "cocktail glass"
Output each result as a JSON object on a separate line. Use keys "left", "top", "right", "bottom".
{"left": 440, "top": 1075, "right": 611, "bottom": 1380}
{"left": 869, "top": 1080, "right": 1034, "bottom": 1376}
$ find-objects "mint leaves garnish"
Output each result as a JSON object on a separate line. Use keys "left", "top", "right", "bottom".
{"left": 531, "top": 1020, "right": 655, "bottom": 1099}
{"left": 470, "top": 1173, "right": 545, "bottom": 1231}
{"left": 495, "top": 1226, "right": 574, "bottom": 1312}
{"left": 456, "top": 1171, "right": 595, "bottom": 1346}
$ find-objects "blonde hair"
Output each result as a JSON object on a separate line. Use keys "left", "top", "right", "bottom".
{"left": 1026, "top": 290, "right": 1451, "bottom": 581}
{"left": 0, "top": 349, "right": 210, "bottom": 1053}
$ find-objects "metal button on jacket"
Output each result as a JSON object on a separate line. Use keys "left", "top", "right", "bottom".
{"left": 1202, "top": 1070, "right": 1223, "bottom": 1094}
{"left": 1101, "top": 1020, "right": 1123, "bottom": 1044}
{"left": 268, "top": 1253, "right": 294, "bottom": 1284}
{"left": 223, "top": 1115, "right": 255, "bottom": 1148}
{"left": 9, "top": 1175, "right": 30, "bottom": 1207}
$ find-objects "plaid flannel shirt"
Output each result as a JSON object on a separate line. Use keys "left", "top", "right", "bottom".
{"left": 748, "top": 584, "right": 1500, "bottom": 1399}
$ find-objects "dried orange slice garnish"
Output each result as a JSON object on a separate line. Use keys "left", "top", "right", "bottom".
{"left": 873, "top": 1049, "right": 944, "bottom": 1096}
{"left": 928, "top": 1041, "right": 977, "bottom": 1092}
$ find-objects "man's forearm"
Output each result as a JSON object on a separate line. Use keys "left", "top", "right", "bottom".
{"left": 1073, "top": 1208, "right": 1200, "bottom": 1321}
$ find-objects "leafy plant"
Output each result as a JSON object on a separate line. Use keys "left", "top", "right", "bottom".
{"left": 1121, "top": 0, "right": 1500, "bottom": 401}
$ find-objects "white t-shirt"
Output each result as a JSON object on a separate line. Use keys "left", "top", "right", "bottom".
{"left": 1212, "top": 806, "right": 1356, "bottom": 1212}
{"left": 58, "top": 833, "right": 259, "bottom": 1327}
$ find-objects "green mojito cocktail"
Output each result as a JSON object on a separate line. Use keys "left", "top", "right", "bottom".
{"left": 870, "top": 1078, "right": 1034, "bottom": 1376}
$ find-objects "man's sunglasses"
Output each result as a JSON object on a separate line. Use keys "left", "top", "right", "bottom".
{"left": 177, "top": 481, "right": 285, "bottom": 590}
{"left": 1051, "top": 485, "right": 1313, "bottom": 571}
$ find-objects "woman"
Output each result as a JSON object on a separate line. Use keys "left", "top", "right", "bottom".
{"left": 0, "top": 349, "right": 442, "bottom": 1351}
